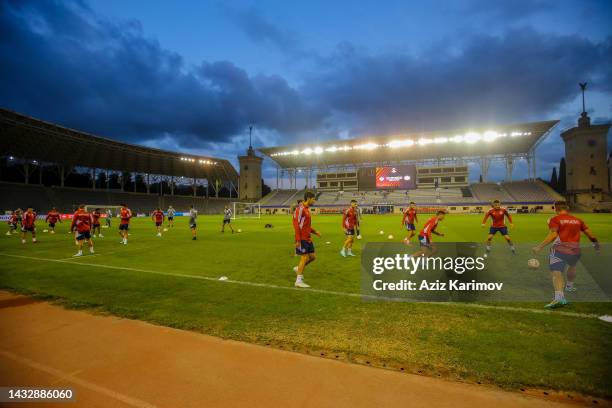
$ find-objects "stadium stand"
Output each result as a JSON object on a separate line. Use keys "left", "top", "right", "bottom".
{"left": 261, "top": 189, "right": 298, "bottom": 206}
{"left": 502, "top": 180, "right": 564, "bottom": 202}
{"left": 470, "top": 183, "right": 515, "bottom": 202}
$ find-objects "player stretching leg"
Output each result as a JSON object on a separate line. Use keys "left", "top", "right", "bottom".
{"left": 189, "top": 205, "right": 198, "bottom": 240}
{"left": 340, "top": 200, "right": 359, "bottom": 257}
{"left": 152, "top": 208, "right": 165, "bottom": 236}
{"left": 167, "top": 206, "right": 175, "bottom": 228}
{"left": 221, "top": 205, "right": 234, "bottom": 233}
{"left": 533, "top": 201, "right": 599, "bottom": 309}
{"left": 411, "top": 210, "right": 446, "bottom": 258}
{"left": 293, "top": 191, "right": 321, "bottom": 288}
{"left": 118, "top": 204, "right": 132, "bottom": 245}
{"left": 71, "top": 205, "right": 94, "bottom": 256}
{"left": 92, "top": 208, "right": 103, "bottom": 237}
{"left": 45, "top": 207, "right": 61, "bottom": 234}
{"left": 401, "top": 202, "right": 418, "bottom": 245}
{"left": 21, "top": 207, "right": 37, "bottom": 244}
{"left": 481, "top": 200, "right": 515, "bottom": 257}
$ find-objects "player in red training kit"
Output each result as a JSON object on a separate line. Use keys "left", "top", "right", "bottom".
{"left": 119, "top": 204, "right": 132, "bottom": 245}
{"left": 401, "top": 201, "right": 418, "bottom": 245}
{"left": 152, "top": 208, "right": 165, "bottom": 237}
{"left": 411, "top": 210, "right": 446, "bottom": 257}
{"left": 292, "top": 191, "right": 321, "bottom": 288}
{"left": 45, "top": 207, "right": 62, "bottom": 234}
{"left": 481, "top": 200, "right": 515, "bottom": 256}
{"left": 6, "top": 210, "right": 20, "bottom": 236}
{"left": 21, "top": 207, "right": 37, "bottom": 244}
{"left": 533, "top": 201, "right": 599, "bottom": 309}
{"left": 91, "top": 208, "right": 103, "bottom": 238}
{"left": 340, "top": 200, "right": 359, "bottom": 257}
{"left": 70, "top": 205, "right": 94, "bottom": 257}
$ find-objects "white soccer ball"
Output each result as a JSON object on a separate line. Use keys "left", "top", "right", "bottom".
{"left": 43, "top": 229, "right": 48, "bottom": 233}
{"left": 163, "top": 228, "right": 168, "bottom": 232}
{"left": 357, "top": 235, "right": 362, "bottom": 240}
{"left": 527, "top": 258, "right": 540, "bottom": 269}
{"left": 387, "top": 234, "right": 394, "bottom": 240}
{"left": 237, "top": 229, "right": 242, "bottom": 233}
{"left": 379, "top": 230, "right": 384, "bottom": 235}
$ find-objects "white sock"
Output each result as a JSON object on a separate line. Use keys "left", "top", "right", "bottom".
{"left": 554, "top": 291, "right": 564, "bottom": 301}
{"left": 296, "top": 274, "right": 304, "bottom": 282}
{"left": 566, "top": 282, "right": 574, "bottom": 288}
{"left": 347, "top": 249, "right": 353, "bottom": 254}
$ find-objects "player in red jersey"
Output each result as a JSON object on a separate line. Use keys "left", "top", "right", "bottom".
{"left": 21, "top": 207, "right": 38, "bottom": 244}
{"left": 118, "top": 204, "right": 132, "bottom": 245}
{"left": 45, "top": 207, "right": 62, "bottom": 234}
{"left": 481, "top": 200, "right": 515, "bottom": 256}
{"left": 152, "top": 208, "right": 165, "bottom": 237}
{"left": 292, "top": 191, "right": 321, "bottom": 288}
{"left": 6, "top": 210, "right": 20, "bottom": 236}
{"left": 533, "top": 201, "right": 599, "bottom": 309}
{"left": 401, "top": 201, "right": 418, "bottom": 245}
{"left": 411, "top": 210, "right": 446, "bottom": 257}
{"left": 70, "top": 205, "right": 94, "bottom": 257}
{"left": 340, "top": 200, "right": 359, "bottom": 257}
{"left": 91, "top": 208, "right": 103, "bottom": 238}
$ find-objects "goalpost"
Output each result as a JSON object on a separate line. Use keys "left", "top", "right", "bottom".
{"left": 231, "top": 202, "right": 261, "bottom": 219}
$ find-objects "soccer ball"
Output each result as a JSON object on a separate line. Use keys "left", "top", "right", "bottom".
{"left": 379, "top": 230, "right": 384, "bottom": 235}
{"left": 237, "top": 229, "right": 242, "bottom": 233}
{"left": 527, "top": 258, "right": 540, "bottom": 269}
{"left": 163, "top": 228, "right": 168, "bottom": 232}
{"left": 388, "top": 234, "right": 394, "bottom": 240}
{"left": 357, "top": 235, "right": 362, "bottom": 240}
{"left": 43, "top": 229, "right": 48, "bottom": 233}
{"left": 325, "top": 241, "right": 331, "bottom": 244}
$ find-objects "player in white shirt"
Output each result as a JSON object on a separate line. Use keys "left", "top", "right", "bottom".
{"left": 221, "top": 206, "right": 234, "bottom": 233}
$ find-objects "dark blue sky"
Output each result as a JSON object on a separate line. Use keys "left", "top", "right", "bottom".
{"left": 1, "top": 0, "right": 611, "bottom": 185}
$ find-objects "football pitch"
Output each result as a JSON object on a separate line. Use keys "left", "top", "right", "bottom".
{"left": 0, "top": 213, "right": 611, "bottom": 398}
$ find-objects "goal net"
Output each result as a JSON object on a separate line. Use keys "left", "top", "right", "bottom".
{"left": 231, "top": 202, "right": 261, "bottom": 219}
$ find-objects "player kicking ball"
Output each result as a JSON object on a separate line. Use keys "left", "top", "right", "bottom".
{"left": 401, "top": 201, "right": 418, "bottom": 245}
{"left": 293, "top": 191, "right": 321, "bottom": 288}
{"left": 71, "top": 205, "right": 94, "bottom": 257}
{"left": 152, "top": 208, "right": 165, "bottom": 236}
{"left": 221, "top": 205, "right": 234, "bottom": 233}
{"left": 340, "top": 200, "right": 359, "bottom": 257}
{"left": 118, "top": 204, "right": 132, "bottom": 245}
{"left": 45, "top": 207, "right": 62, "bottom": 234}
{"left": 92, "top": 208, "right": 103, "bottom": 238}
{"left": 532, "top": 201, "right": 599, "bottom": 309}
{"left": 481, "top": 200, "right": 515, "bottom": 257}
{"left": 189, "top": 205, "right": 198, "bottom": 240}
{"left": 411, "top": 210, "right": 446, "bottom": 258}
{"left": 21, "top": 207, "right": 37, "bottom": 244}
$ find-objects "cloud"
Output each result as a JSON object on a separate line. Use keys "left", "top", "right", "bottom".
{"left": 0, "top": 0, "right": 325, "bottom": 147}
{"left": 460, "top": 0, "right": 553, "bottom": 22}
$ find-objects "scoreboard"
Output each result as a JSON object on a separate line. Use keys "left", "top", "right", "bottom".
{"left": 357, "top": 165, "right": 417, "bottom": 190}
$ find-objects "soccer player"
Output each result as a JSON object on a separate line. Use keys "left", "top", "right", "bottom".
{"left": 92, "top": 208, "right": 103, "bottom": 238}
{"left": 152, "top": 208, "right": 165, "bottom": 236}
{"left": 6, "top": 210, "right": 19, "bottom": 235}
{"left": 340, "top": 200, "right": 359, "bottom": 257}
{"left": 21, "top": 207, "right": 37, "bottom": 244}
{"left": 45, "top": 207, "right": 62, "bottom": 234}
{"left": 481, "top": 200, "right": 515, "bottom": 256}
{"left": 70, "top": 205, "right": 94, "bottom": 257}
{"left": 167, "top": 206, "right": 175, "bottom": 228}
{"left": 221, "top": 205, "right": 234, "bottom": 233}
{"left": 105, "top": 208, "right": 112, "bottom": 228}
{"left": 188, "top": 205, "right": 198, "bottom": 240}
{"left": 118, "top": 204, "right": 132, "bottom": 245}
{"left": 292, "top": 191, "right": 321, "bottom": 288}
{"left": 412, "top": 210, "right": 446, "bottom": 257}
{"left": 401, "top": 202, "right": 418, "bottom": 245}
{"left": 533, "top": 201, "right": 599, "bottom": 309}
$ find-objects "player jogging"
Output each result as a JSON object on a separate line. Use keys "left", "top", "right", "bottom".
{"left": 118, "top": 204, "right": 132, "bottom": 245}
{"left": 92, "top": 208, "right": 103, "bottom": 238}
{"left": 45, "top": 207, "right": 61, "bottom": 234}
{"left": 221, "top": 205, "right": 234, "bottom": 233}
{"left": 188, "top": 206, "right": 198, "bottom": 240}
{"left": 482, "top": 200, "right": 515, "bottom": 256}
{"left": 340, "top": 200, "right": 359, "bottom": 257}
{"left": 167, "top": 206, "right": 175, "bottom": 228}
{"left": 292, "top": 191, "right": 321, "bottom": 288}
{"left": 401, "top": 202, "right": 418, "bottom": 244}
{"left": 105, "top": 208, "right": 112, "bottom": 228}
{"left": 21, "top": 207, "right": 37, "bottom": 244}
{"left": 71, "top": 205, "right": 94, "bottom": 257}
{"left": 152, "top": 208, "right": 165, "bottom": 236}
{"left": 533, "top": 201, "right": 599, "bottom": 309}
{"left": 412, "top": 210, "right": 446, "bottom": 257}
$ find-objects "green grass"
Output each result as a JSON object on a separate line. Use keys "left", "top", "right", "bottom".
{"left": 0, "top": 213, "right": 611, "bottom": 397}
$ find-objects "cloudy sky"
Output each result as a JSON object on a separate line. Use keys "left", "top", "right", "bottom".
{"left": 1, "top": 0, "right": 611, "bottom": 185}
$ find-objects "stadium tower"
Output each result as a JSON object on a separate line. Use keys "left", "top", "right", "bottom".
{"left": 561, "top": 83, "right": 611, "bottom": 207}
{"left": 238, "top": 126, "right": 263, "bottom": 202}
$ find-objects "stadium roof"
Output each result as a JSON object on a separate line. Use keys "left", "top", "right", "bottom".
{"left": 0, "top": 108, "right": 238, "bottom": 183}
{"left": 259, "top": 120, "right": 559, "bottom": 169}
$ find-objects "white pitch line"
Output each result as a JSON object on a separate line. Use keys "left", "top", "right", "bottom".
{"left": 0, "top": 350, "right": 158, "bottom": 408}
{"left": 0, "top": 252, "right": 602, "bottom": 319}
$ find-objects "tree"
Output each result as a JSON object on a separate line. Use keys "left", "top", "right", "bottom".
{"left": 550, "top": 167, "right": 558, "bottom": 191}
{"left": 479, "top": 174, "right": 483, "bottom": 183}
{"left": 261, "top": 179, "right": 271, "bottom": 197}
{"left": 558, "top": 158, "right": 567, "bottom": 193}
